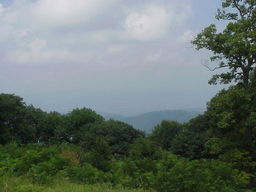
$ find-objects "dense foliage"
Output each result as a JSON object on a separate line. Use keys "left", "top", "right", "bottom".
{"left": 0, "top": 87, "right": 255, "bottom": 191}
{"left": 192, "top": 0, "right": 256, "bottom": 87}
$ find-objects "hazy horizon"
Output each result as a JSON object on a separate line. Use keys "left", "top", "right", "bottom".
{"left": 0, "top": 0, "right": 226, "bottom": 115}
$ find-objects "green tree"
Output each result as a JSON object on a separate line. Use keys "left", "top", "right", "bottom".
{"left": 0, "top": 94, "right": 36, "bottom": 144}
{"left": 84, "top": 137, "right": 112, "bottom": 171}
{"left": 79, "top": 120, "right": 144, "bottom": 156}
{"left": 170, "top": 129, "right": 206, "bottom": 159}
{"left": 39, "top": 111, "right": 67, "bottom": 144}
{"left": 65, "top": 108, "right": 104, "bottom": 143}
{"left": 25, "top": 105, "right": 48, "bottom": 143}
{"left": 154, "top": 157, "right": 250, "bottom": 192}
{"left": 150, "top": 120, "right": 181, "bottom": 150}
{"left": 206, "top": 86, "right": 253, "bottom": 151}
{"left": 205, "top": 85, "right": 256, "bottom": 186}
{"left": 129, "top": 138, "right": 162, "bottom": 161}
{"left": 170, "top": 115, "right": 210, "bottom": 159}
{"left": 192, "top": 0, "right": 256, "bottom": 87}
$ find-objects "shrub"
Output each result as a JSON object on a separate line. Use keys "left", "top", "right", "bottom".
{"left": 65, "top": 163, "right": 105, "bottom": 184}
{"left": 154, "top": 156, "right": 251, "bottom": 192}
{"left": 28, "top": 155, "right": 69, "bottom": 184}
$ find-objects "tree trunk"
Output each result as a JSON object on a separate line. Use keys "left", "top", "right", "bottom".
{"left": 242, "top": 67, "right": 250, "bottom": 88}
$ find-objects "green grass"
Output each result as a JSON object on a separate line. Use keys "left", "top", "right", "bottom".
{"left": 0, "top": 176, "right": 151, "bottom": 192}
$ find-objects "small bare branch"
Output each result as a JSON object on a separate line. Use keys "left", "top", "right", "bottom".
{"left": 201, "top": 60, "right": 228, "bottom": 71}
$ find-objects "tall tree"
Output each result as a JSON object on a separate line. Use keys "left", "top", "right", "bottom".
{"left": 65, "top": 108, "right": 104, "bottom": 143}
{"left": 0, "top": 94, "right": 36, "bottom": 144}
{"left": 192, "top": 0, "right": 256, "bottom": 88}
{"left": 150, "top": 120, "right": 180, "bottom": 150}
{"left": 78, "top": 120, "right": 144, "bottom": 156}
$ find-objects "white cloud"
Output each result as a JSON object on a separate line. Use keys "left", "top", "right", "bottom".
{"left": 9, "top": 38, "right": 75, "bottom": 65}
{"left": 179, "top": 30, "right": 194, "bottom": 43}
{"left": 123, "top": 5, "right": 172, "bottom": 41}
{"left": 28, "top": 38, "right": 47, "bottom": 51}
{"left": 86, "top": 30, "right": 120, "bottom": 43}
{"left": 176, "top": 4, "right": 193, "bottom": 24}
{"left": 144, "top": 51, "right": 163, "bottom": 63}
{"left": 106, "top": 44, "right": 127, "bottom": 55}
{"left": 0, "top": 0, "right": 117, "bottom": 41}
{"left": 0, "top": 0, "right": 194, "bottom": 68}
{"left": 122, "top": 3, "right": 193, "bottom": 41}
{"left": 0, "top": 3, "right": 4, "bottom": 13}
{"left": 31, "top": 0, "right": 116, "bottom": 27}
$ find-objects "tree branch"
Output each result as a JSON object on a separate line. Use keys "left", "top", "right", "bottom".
{"left": 233, "top": 0, "right": 245, "bottom": 19}
{"left": 201, "top": 61, "right": 228, "bottom": 71}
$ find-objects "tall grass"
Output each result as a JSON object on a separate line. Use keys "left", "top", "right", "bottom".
{"left": 0, "top": 175, "right": 151, "bottom": 192}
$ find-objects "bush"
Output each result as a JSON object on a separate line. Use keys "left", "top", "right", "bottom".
{"left": 153, "top": 155, "right": 251, "bottom": 192}
{"left": 65, "top": 163, "right": 106, "bottom": 184}
{"left": 109, "top": 160, "right": 155, "bottom": 189}
{"left": 28, "top": 155, "right": 69, "bottom": 184}
{"left": 13, "top": 146, "right": 70, "bottom": 176}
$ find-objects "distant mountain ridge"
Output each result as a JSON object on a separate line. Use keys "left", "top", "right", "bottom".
{"left": 100, "top": 110, "right": 203, "bottom": 133}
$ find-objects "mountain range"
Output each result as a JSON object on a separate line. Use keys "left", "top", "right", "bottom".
{"left": 100, "top": 109, "right": 203, "bottom": 133}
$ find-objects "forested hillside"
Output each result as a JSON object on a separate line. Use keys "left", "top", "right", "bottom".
{"left": 1, "top": 0, "right": 256, "bottom": 191}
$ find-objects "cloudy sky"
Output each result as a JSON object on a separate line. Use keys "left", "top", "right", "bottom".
{"left": 0, "top": 0, "right": 226, "bottom": 115}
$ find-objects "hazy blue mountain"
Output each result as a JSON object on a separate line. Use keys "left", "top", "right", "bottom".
{"left": 98, "top": 112, "right": 125, "bottom": 121}
{"left": 100, "top": 110, "right": 203, "bottom": 133}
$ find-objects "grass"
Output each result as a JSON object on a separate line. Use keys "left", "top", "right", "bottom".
{"left": 0, "top": 176, "right": 151, "bottom": 192}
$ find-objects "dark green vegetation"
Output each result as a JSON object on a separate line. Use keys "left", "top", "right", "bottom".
{"left": 102, "top": 110, "right": 201, "bottom": 133}
{"left": 1, "top": 0, "right": 256, "bottom": 191}
{"left": 1, "top": 88, "right": 255, "bottom": 191}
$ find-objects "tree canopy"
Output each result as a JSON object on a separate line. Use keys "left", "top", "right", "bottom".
{"left": 192, "top": 0, "right": 256, "bottom": 87}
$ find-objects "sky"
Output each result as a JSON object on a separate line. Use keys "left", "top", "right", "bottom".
{"left": 0, "top": 0, "right": 227, "bottom": 115}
